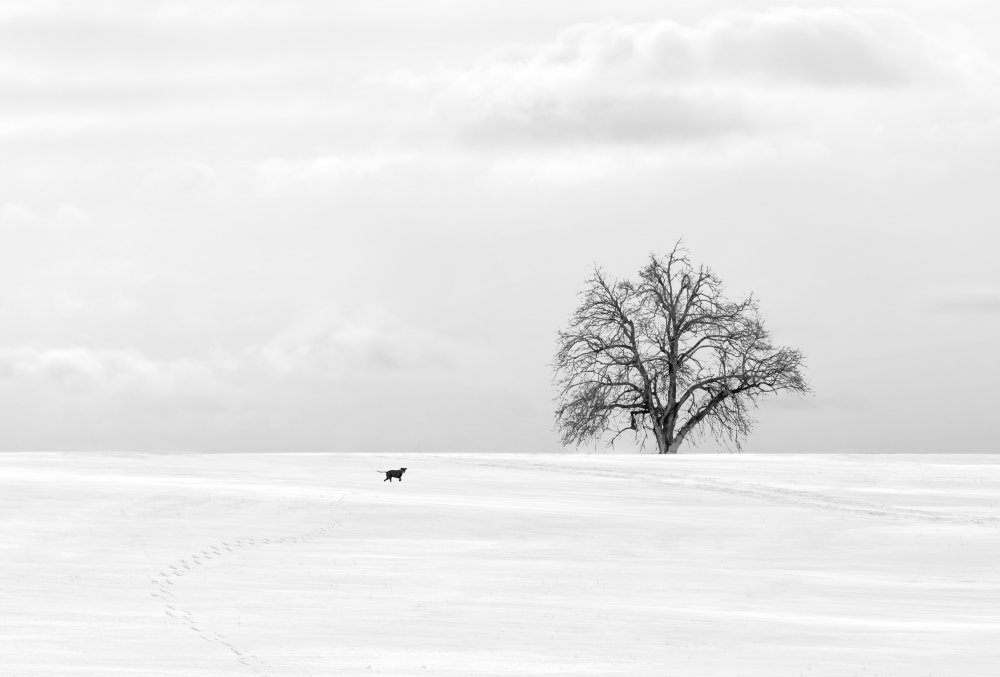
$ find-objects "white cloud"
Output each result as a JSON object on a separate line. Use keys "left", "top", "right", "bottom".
{"left": 249, "top": 310, "right": 462, "bottom": 377}
{"left": 54, "top": 202, "right": 91, "bottom": 226}
{"left": 0, "top": 4, "right": 375, "bottom": 141}
{"left": 255, "top": 153, "right": 417, "bottom": 192}
{"left": 141, "top": 161, "right": 218, "bottom": 195}
{"left": 0, "top": 202, "right": 38, "bottom": 228}
{"left": 0, "top": 202, "right": 91, "bottom": 229}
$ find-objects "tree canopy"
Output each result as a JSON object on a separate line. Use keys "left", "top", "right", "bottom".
{"left": 553, "top": 244, "right": 809, "bottom": 453}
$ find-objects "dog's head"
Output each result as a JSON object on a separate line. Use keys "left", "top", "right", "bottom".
{"left": 400, "top": 467, "right": 407, "bottom": 473}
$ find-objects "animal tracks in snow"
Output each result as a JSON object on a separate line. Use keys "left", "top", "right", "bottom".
{"left": 149, "top": 496, "right": 348, "bottom": 676}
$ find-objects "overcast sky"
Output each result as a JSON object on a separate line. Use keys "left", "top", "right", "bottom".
{"left": 1, "top": 0, "right": 998, "bottom": 453}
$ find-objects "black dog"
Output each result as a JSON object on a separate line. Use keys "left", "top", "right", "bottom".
{"left": 379, "top": 468, "right": 407, "bottom": 482}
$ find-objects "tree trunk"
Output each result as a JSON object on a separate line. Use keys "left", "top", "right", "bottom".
{"left": 667, "top": 427, "right": 690, "bottom": 454}
{"left": 653, "top": 423, "right": 684, "bottom": 454}
{"left": 653, "top": 424, "right": 679, "bottom": 454}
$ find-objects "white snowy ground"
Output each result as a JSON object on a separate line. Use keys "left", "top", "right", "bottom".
{"left": 2, "top": 453, "right": 999, "bottom": 677}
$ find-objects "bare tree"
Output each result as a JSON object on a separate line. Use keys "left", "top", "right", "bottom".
{"left": 554, "top": 244, "right": 809, "bottom": 454}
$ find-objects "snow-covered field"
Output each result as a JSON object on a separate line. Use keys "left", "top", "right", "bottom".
{"left": 2, "top": 453, "right": 999, "bottom": 677}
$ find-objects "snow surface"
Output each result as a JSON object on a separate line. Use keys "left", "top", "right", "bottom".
{"left": 2, "top": 452, "right": 999, "bottom": 676}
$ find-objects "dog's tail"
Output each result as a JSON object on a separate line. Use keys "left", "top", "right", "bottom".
{"left": 376, "top": 470, "right": 385, "bottom": 474}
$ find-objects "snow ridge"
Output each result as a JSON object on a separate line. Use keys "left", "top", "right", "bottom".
{"left": 451, "top": 457, "right": 1000, "bottom": 527}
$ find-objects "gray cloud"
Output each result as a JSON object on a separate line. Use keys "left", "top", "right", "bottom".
{"left": 411, "top": 8, "right": 969, "bottom": 147}
{"left": 455, "top": 91, "right": 757, "bottom": 147}
{"left": 926, "top": 289, "right": 1000, "bottom": 314}
{"left": 0, "top": 312, "right": 460, "bottom": 389}
{"left": 0, "top": 5, "right": 978, "bottom": 150}
{"left": 1, "top": 2, "right": 998, "bottom": 455}
{"left": 687, "top": 9, "right": 948, "bottom": 87}
{"left": 0, "top": 313, "right": 472, "bottom": 451}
